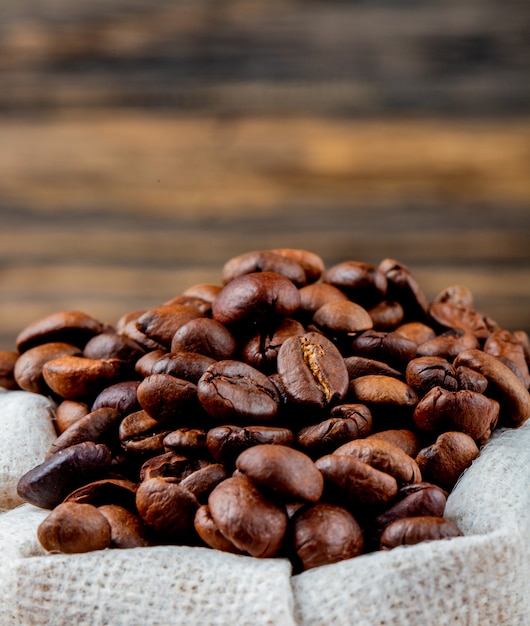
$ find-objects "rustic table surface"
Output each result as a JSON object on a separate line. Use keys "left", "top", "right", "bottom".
{"left": 1, "top": 0, "right": 529, "bottom": 350}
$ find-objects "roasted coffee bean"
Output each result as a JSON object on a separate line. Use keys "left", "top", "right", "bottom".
{"left": 313, "top": 300, "right": 373, "bottom": 335}
{"left": 163, "top": 428, "right": 208, "bottom": 456}
{"left": 296, "top": 404, "right": 372, "bottom": 457}
{"left": 181, "top": 282, "right": 223, "bottom": 304}
{"left": 163, "top": 294, "right": 213, "bottom": 316}
{"left": 194, "top": 504, "right": 243, "bottom": 554}
{"left": 137, "top": 374, "right": 198, "bottom": 423}
{"left": 119, "top": 410, "right": 172, "bottom": 456}
{"left": 292, "top": 503, "right": 364, "bottom": 571}
{"left": 134, "top": 349, "right": 167, "bottom": 377}
{"left": 413, "top": 386, "right": 500, "bottom": 444}
{"left": 455, "top": 366, "right": 488, "bottom": 393}
{"left": 405, "top": 356, "right": 459, "bottom": 396}
{"left": 378, "top": 259, "right": 429, "bottom": 322}
{"left": 241, "top": 317, "right": 305, "bottom": 373}
{"left": 180, "top": 463, "right": 228, "bottom": 503}
{"left": 136, "top": 304, "right": 203, "bottom": 348}
{"left": 366, "top": 429, "right": 422, "bottom": 458}
{"left": 54, "top": 400, "right": 90, "bottom": 434}
{"left": 37, "top": 502, "right": 112, "bottom": 553}
{"left": 416, "top": 431, "right": 480, "bottom": 490}
{"left": 63, "top": 478, "right": 139, "bottom": 511}
{"left": 98, "top": 504, "right": 149, "bottom": 549}
{"left": 0, "top": 350, "right": 19, "bottom": 390}
{"left": 151, "top": 351, "right": 215, "bottom": 384}
{"left": 17, "top": 441, "right": 112, "bottom": 509}
{"left": 416, "top": 329, "right": 480, "bottom": 360}
{"left": 136, "top": 477, "right": 199, "bottom": 540}
{"left": 370, "top": 483, "right": 448, "bottom": 545}
{"left": 380, "top": 515, "right": 462, "bottom": 550}
{"left": 368, "top": 300, "right": 405, "bottom": 331}
{"left": 484, "top": 329, "right": 530, "bottom": 388}
{"left": 170, "top": 318, "right": 238, "bottom": 361}
{"left": 334, "top": 438, "right": 421, "bottom": 486}
{"left": 42, "top": 355, "right": 126, "bottom": 401}
{"left": 16, "top": 310, "right": 104, "bottom": 353}
{"left": 13, "top": 342, "right": 83, "bottom": 395}
{"left": 47, "top": 407, "right": 122, "bottom": 456}
{"left": 271, "top": 248, "right": 325, "bottom": 283}
{"left": 454, "top": 348, "right": 530, "bottom": 427}
{"left": 315, "top": 453, "right": 398, "bottom": 509}
{"left": 139, "top": 452, "right": 208, "bottom": 482}
{"left": 207, "top": 475, "right": 288, "bottom": 558}
{"left": 428, "top": 299, "right": 497, "bottom": 339}
{"left": 198, "top": 360, "right": 280, "bottom": 423}
{"left": 117, "top": 311, "right": 165, "bottom": 352}
{"left": 344, "top": 356, "right": 403, "bottom": 381}
{"left": 277, "top": 332, "right": 349, "bottom": 409}
{"left": 394, "top": 322, "right": 436, "bottom": 346}
{"left": 236, "top": 444, "right": 324, "bottom": 503}
{"left": 323, "top": 260, "right": 387, "bottom": 308}
{"left": 212, "top": 271, "right": 301, "bottom": 328}
{"left": 206, "top": 424, "right": 294, "bottom": 466}
{"left": 349, "top": 330, "right": 418, "bottom": 371}
{"left": 91, "top": 380, "right": 141, "bottom": 416}
{"left": 221, "top": 250, "right": 307, "bottom": 287}
{"left": 349, "top": 375, "right": 418, "bottom": 409}
{"left": 297, "top": 283, "right": 350, "bottom": 320}
{"left": 83, "top": 333, "right": 145, "bottom": 364}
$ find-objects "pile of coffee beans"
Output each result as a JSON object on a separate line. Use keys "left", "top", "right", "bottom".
{"left": 3, "top": 249, "right": 530, "bottom": 572}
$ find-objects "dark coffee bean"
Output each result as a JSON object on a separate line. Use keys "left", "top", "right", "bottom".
{"left": 380, "top": 515, "right": 462, "bottom": 550}
{"left": 17, "top": 441, "right": 112, "bottom": 509}
{"left": 378, "top": 259, "right": 429, "bottom": 322}
{"left": 241, "top": 317, "right": 305, "bottom": 373}
{"left": 270, "top": 248, "right": 325, "bottom": 284}
{"left": 416, "top": 329, "right": 480, "bottom": 360}
{"left": 151, "top": 351, "right": 216, "bottom": 384}
{"left": 83, "top": 333, "right": 146, "bottom": 363}
{"left": 428, "top": 300, "right": 497, "bottom": 339}
{"left": 163, "top": 428, "right": 208, "bottom": 456}
{"left": 134, "top": 349, "right": 167, "bottom": 378}
{"left": 344, "top": 355, "right": 403, "bottom": 381}
{"left": 63, "top": 478, "right": 139, "bottom": 511}
{"left": 236, "top": 444, "right": 324, "bottom": 503}
{"left": 313, "top": 300, "right": 373, "bottom": 335}
{"left": 136, "top": 304, "right": 203, "bottom": 348}
{"left": 139, "top": 452, "right": 208, "bottom": 482}
{"left": 405, "top": 356, "right": 459, "bottom": 396}
{"left": 119, "top": 410, "right": 172, "bottom": 456}
{"left": 117, "top": 311, "right": 166, "bottom": 352}
{"left": 180, "top": 464, "right": 228, "bottom": 503}
{"left": 455, "top": 366, "right": 488, "bottom": 393}
{"left": 91, "top": 381, "right": 141, "bottom": 416}
{"left": 349, "top": 330, "right": 418, "bottom": 371}
{"left": 212, "top": 271, "right": 300, "bottom": 328}
{"left": 16, "top": 310, "right": 104, "bottom": 353}
{"left": 292, "top": 503, "right": 364, "bottom": 571}
{"left": 137, "top": 374, "right": 198, "bottom": 423}
{"left": 484, "top": 329, "right": 530, "bottom": 388}
{"left": 277, "top": 332, "right": 349, "bottom": 409}
{"left": 208, "top": 475, "right": 288, "bottom": 558}
{"left": 170, "top": 317, "right": 237, "bottom": 361}
{"left": 323, "top": 260, "right": 387, "bottom": 307}
{"left": 37, "top": 502, "right": 112, "bottom": 553}
{"left": 221, "top": 250, "right": 307, "bottom": 287}
{"left": 198, "top": 360, "right": 280, "bottom": 423}
{"left": 368, "top": 300, "right": 405, "bottom": 331}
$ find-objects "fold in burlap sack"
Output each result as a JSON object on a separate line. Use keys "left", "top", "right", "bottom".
{"left": 0, "top": 389, "right": 529, "bottom": 625}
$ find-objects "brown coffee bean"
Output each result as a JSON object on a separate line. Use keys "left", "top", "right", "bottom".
{"left": 98, "top": 504, "right": 149, "bottom": 549}
{"left": 37, "top": 502, "right": 112, "bottom": 553}
{"left": 42, "top": 355, "right": 126, "bottom": 401}
{"left": 212, "top": 271, "right": 301, "bottom": 329}
{"left": 134, "top": 349, "right": 167, "bottom": 377}
{"left": 181, "top": 283, "right": 223, "bottom": 304}
{"left": 484, "top": 329, "right": 530, "bottom": 388}
{"left": 298, "top": 283, "right": 350, "bottom": 319}
{"left": 13, "top": 342, "right": 83, "bottom": 395}
{"left": 150, "top": 351, "right": 215, "bottom": 384}
{"left": 434, "top": 284, "right": 475, "bottom": 309}
{"left": 119, "top": 410, "right": 172, "bottom": 456}
{"left": 236, "top": 444, "right": 324, "bottom": 503}
{"left": 344, "top": 356, "right": 403, "bottom": 381}
{"left": 180, "top": 463, "right": 228, "bottom": 503}
{"left": 378, "top": 259, "right": 429, "bottom": 321}
{"left": 315, "top": 453, "right": 398, "bottom": 509}
{"left": 91, "top": 381, "right": 141, "bottom": 416}
{"left": 277, "top": 332, "right": 349, "bottom": 409}
{"left": 0, "top": 350, "right": 20, "bottom": 390}
{"left": 454, "top": 348, "right": 530, "bottom": 427}
{"left": 194, "top": 504, "right": 243, "bottom": 554}
{"left": 292, "top": 503, "right": 364, "bottom": 571}
{"left": 380, "top": 515, "right": 462, "bottom": 550}
{"left": 323, "top": 260, "right": 387, "bottom": 307}
{"left": 366, "top": 429, "right": 422, "bottom": 458}
{"left": 416, "top": 329, "right": 480, "bottom": 360}
{"left": 368, "top": 300, "right": 405, "bottom": 331}
{"left": 206, "top": 425, "right": 294, "bottom": 466}
{"left": 136, "top": 304, "right": 203, "bottom": 348}
{"left": 17, "top": 441, "right": 112, "bottom": 509}
{"left": 163, "top": 294, "right": 212, "bottom": 316}
{"left": 16, "top": 310, "right": 104, "bottom": 353}
{"left": 54, "top": 400, "right": 90, "bottom": 434}
{"left": 163, "top": 428, "right": 208, "bottom": 456}
{"left": 455, "top": 366, "right": 488, "bottom": 393}
{"left": 349, "top": 330, "right": 418, "bottom": 371}
{"left": 428, "top": 300, "right": 497, "bottom": 339}
{"left": 63, "top": 478, "right": 139, "bottom": 511}
{"left": 198, "top": 360, "right": 280, "bottom": 423}
{"left": 139, "top": 452, "right": 208, "bottom": 482}
{"left": 334, "top": 438, "right": 422, "bottom": 486}
{"left": 241, "top": 317, "right": 305, "bottom": 373}
{"left": 349, "top": 375, "right": 418, "bottom": 409}
{"left": 47, "top": 406, "right": 122, "bottom": 456}
{"left": 271, "top": 248, "right": 325, "bottom": 284}
{"left": 208, "top": 475, "right": 288, "bottom": 558}
{"left": 394, "top": 322, "right": 436, "bottom": 346}
{"left": 136, "top": 477, "right": 199, "bottom": 540}
{"left": 137, "top": 374, "right": 198, "bottom": 423}
{"left": 83, "top": 332, "right": 146, "bottom": 363}
{"left": 413, "top": 386, "right": 500, "bottom": 444}
{"left": 221, "top": 250, "right": 307, "bottom": 287}
{"left": 416, "top": 431, "right": 480, "bottom": 490}
{"left": 170, "top": 318, "right": 238, "bottom": 361}
{"left": 117, "top": 311, "right": 165, "bottom": 352}
{"left": 296, "top": 404, "right": 372, "bottom": 457}
{"left": 313, "top": 300, "right": 373, "bottom": 336}
{"left": 370, "top": 483, "right": 448, "bottom": 545}
{"left": 405, "top": 356, "right": 458, "bottom": 396}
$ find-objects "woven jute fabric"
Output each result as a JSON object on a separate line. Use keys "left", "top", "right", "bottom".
{"left": 0, "top": 389, "right": 529, "bottom": 625}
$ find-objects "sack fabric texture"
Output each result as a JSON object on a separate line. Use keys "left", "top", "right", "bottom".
{"left": 0, "top": 389, "right": 529, "bottom": 625}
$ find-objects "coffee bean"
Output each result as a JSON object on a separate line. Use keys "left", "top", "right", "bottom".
{"left": 14, "top": 342, "right": 82, "bottom": 395}
{"left": 98, "top": 504, "right": 149, "bottom": 549}
{"left": 170, "top": 318, "right": 237, "bottom": 361}
{"left": 137, "top": 374, "right": 198, "bottom": 423}
{"left": 0, "top": 350, "right": 19, "bottom": 390}
{"left": 380, "top": 515, "right": 462, "bottom": 550}
{"left": 221, "top": 250, "right": 307, "bottom": 287}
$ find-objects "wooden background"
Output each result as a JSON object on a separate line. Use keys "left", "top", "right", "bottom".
{"left": 1, "top": 0, "right": 529, "bottom": 350}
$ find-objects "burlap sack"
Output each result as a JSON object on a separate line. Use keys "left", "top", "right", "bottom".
{"left": 0, "top": 389, "right": 528, "bottom": 625}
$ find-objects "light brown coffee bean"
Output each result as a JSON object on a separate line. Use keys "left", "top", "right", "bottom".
{"left": 194, "top": 504, "right": 243, "bottom": 554}
{"left": 380, "top": 515, "right": 462, "bottom": 550}
{"left": 98, "top": 504, "right": 149, "bottom": 549}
